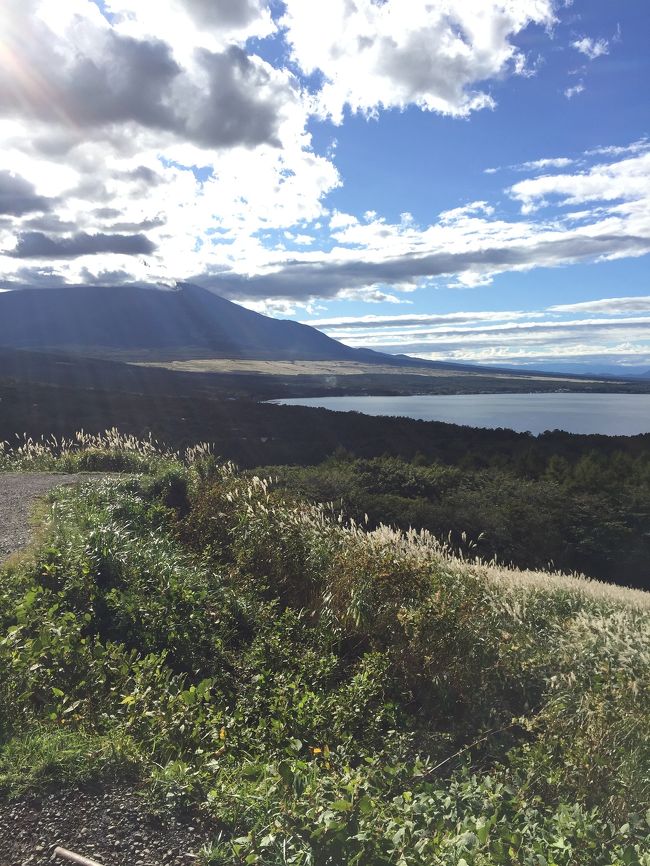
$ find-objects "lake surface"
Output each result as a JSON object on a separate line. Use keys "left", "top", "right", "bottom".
{"left": 272, "top": 393, "right": 650, "bottom": 436}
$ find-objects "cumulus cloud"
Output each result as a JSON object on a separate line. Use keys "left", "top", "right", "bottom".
{"left": 182, "top": 0, "right": 267, "bottom": 29}
{"left": 281, "top": 0, "right": 556, "bottom": 121}
{"left": 7, "top": 231, "right": 156, "bottom": 258}
{"left": 190, "top": 142, "right": 650, "bottom": 300}
{"left": 105, "top": 0, "right": 275, "bottom": 58}
{"left": 0, "top": 0, "right": 340, "bottom": 285}
{"left": 0, "top": 3, "right": 293, "bottom": 151}
{"left": 181, "top": 47, "right": 293, "bottom": 149}
{"left": 1, "top": 4, "right": 175, "bottom": 131}
{"left": 0, "top": 172, "right": 53, "bottom": 215}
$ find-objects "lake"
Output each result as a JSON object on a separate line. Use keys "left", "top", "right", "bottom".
{"left": 272, "top": 393, "right": 650, "bottom": 436}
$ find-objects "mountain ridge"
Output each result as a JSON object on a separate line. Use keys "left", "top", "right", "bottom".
{"left": 0, "top": 282, "right": 640, "bottom": 382}
{"left": 0, "top": 282, "right": 380, "bottom": 362}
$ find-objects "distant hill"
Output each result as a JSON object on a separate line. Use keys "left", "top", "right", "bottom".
{"left": 490, "top": 361, "right": 647, "bottom": 379}
{"left": 0, "top": 283, "right": 389, "bottom": 363}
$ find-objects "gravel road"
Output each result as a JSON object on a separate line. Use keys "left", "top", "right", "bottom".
{"left": 0, "top": 785, "right": 215, "bottom": 866}
{"left": 0, "top": 472, "right": 101, "bottom": 562}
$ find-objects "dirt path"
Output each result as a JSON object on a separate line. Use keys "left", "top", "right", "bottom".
{"left": 0, "top": 472, "right": 101, "bottom": 562}
{"left": 0, "top": 784, "right": 214, "bottom": 866}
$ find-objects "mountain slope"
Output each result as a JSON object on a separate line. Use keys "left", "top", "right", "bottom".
{"left": 0, "top": 284, "right": 641, "bottom": 383}
{"left": 0, "top": 283, "right": 384, "bottom": 362}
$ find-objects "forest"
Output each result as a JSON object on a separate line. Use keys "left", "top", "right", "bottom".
{"left": 263, "top": 445, "right": 650, "bottom": 590}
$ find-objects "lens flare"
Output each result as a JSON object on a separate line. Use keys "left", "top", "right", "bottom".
{"left": 0, "top": 5, "right": 74, "bottom": 127}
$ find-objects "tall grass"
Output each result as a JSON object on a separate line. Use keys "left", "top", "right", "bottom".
{"left": 0, "top": 428, "right": 213, "bottom": 472}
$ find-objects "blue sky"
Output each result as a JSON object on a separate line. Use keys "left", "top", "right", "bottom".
{"left": 0, "top": 0, "right": 648, "bottom": 371}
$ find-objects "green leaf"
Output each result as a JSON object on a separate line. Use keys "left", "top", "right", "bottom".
{"left": 278, "top": 761, "right": 294, "bottom": 788}
{"left": 358, "top": 795, "right": 373, "bottom": 815}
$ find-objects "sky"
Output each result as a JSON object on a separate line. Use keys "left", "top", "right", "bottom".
{"left": 0, "top": 0, "right": 648, "bottom": 372}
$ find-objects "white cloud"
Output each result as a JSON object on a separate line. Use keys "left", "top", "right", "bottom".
{"left": 281, "top": 0, "right": 555, "bottom": 122}
{"left": 2, "top": 135, "right": 649, "bottom": 306}
{"left": 439, "top": 201, "right": 494, "bottom": 223}
{"left": 572, "top": 36, "right": 609, "bottom": 61}
{"left": 549, "top": 296, "right": 650, "bottom": 315}
{"left": 0, "top": 0, "right": 647, "bottom": 343}
{"left": 518, "top": 157, "right": 574, "bottom": 171}
{"left": 0, "top": 1, "right": 298, "bottom": 151}
{"left": 586, "top": 138, "right": 649, "bottom": 158}
{"left": 303, "top": 310, "right": 531, "bottom": 330}
{"left": 408, "top": 344, "right": 650, "bottom": 365}
{"left": 484, "top": 156, "right": 575, "bottom": 174}
{"left": 104, "top": 0, "right": 276, "bottom": 60}
{"left": 329, "top": 317, "right": 650, "bottom": 366}
{"left": 329, "top": 211, "right": 359, "bottom": 230}
{"left": 192, "top": 143, "right": 650, "bottom": 303}
{"left": 0, "top": 0, "right": 342, "bottom": 286}
{"left": 564, "top": 82, "right": 585, "bottom": 99}
{"left": 284, "top": 231, "right": 315, "bottom": 246}
{"left": 300, "top": 299, "right": 650, "bottom": 369}
{"left": 508, "top": 150, "right": 650, "bottom": 213}
{"left": 239, "top": 297, "right": 301, "bottom": 318}
{"left": 336, "top": 288, "right": 410, "bottom": 305}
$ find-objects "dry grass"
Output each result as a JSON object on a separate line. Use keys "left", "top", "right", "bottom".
{"left": 138, "top": 357, "right": 606, "bottom": 384}
{"left": 138, "top": 358, "right": 446, "bottom": 376}
{"left": 2, "top": 430, "right": 647, "bottom": 612}
{"left": 231, "top": 469, "right": 650, "bottom": 612}
{"left": 0, "top": 428, "right": 214, "bottom": 471}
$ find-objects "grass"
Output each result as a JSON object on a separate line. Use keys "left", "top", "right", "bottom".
{"left": 1, "top": 435, "right": 649, "bottom": 863}
{"left": 0, "top": 728, "right": 139, "bottom": 798}
{"left": 0, "top": 428, "right": 213, "bottom": 473}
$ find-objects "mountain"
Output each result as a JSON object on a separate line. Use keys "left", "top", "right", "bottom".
{"left": 0, "top": 283, "right": 387, "bottom": 363}
{"left": 0, "top": 284, "right": 642, "bottom": 384}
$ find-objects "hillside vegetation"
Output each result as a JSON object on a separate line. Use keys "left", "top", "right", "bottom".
{"left": 262, "top": 450, "right": 650, "bottom": 589}
{"left": 1, "top": 432, "right": 650, "bottom": 865}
